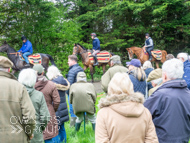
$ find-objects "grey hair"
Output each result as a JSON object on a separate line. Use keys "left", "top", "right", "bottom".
{"left": 18, "top": 69, "right": 37, "bottom": 87}
{"left": 177, "top": 53, "right": 188, "bottom": 62}
{"left": 162, "top": 58, "right": 184, "bottom": 79}
{"left": 111, "top": 60, "right": 121, "bottom": 65}
{"left": 143, "top": 61, "right": 153, "bottom": 70}
{"left": 46, "top": 65, "right": 62, "bottom": 80}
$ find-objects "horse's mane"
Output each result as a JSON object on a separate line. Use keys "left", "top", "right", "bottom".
{"left": 77, "top": 43, "right": 87, "bottom": 51}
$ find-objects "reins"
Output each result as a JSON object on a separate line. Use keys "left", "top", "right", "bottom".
{"left": 8, "top": 52, "right": 20, "bottom": 56}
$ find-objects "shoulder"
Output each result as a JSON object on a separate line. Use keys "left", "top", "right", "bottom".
{"left": 47, "top": 80, "right": 56, "bottom": 88}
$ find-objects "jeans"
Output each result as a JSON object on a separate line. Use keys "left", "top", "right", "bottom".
{"left": 67, "top": 95, "right": 76, "bottom": 117}
{"left": 44, "top": 135, "right": 59, "bottom": 143}
{"left": 92, "top": 50, "right": 100, "bottom": 56}
{"left": 146, "top": 47, "right": 153, "bottom": 58}
{"left": 23, "top": 52, "right": 32, "bottom": 64}
{"left": 58, "top": 123, "right": 66, "bottom": 143}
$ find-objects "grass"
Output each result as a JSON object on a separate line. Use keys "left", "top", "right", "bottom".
{"left": 65, "top": 93, "right": 105, "bottom": 143}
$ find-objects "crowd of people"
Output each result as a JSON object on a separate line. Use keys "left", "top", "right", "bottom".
{"left": 1, "top": 51, "right": 190, "bottom": 143}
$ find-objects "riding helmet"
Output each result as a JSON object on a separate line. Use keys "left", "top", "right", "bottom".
{"left": 91, "top": 33, "right": 96, "bottom": 37}
{"left": 21, "top": 36, "right": 27, "bottom": 41}
{"left": 145, "top": 33, "right": 149, "bottom": 37}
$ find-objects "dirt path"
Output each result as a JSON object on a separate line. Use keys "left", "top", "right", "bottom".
{"left": 89, "top": 81, "right": 103, "bottom": 94}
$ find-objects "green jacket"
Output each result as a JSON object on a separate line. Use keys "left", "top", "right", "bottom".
{"left": 0, "top": 71, "right": 36, "bottom": 143}
{"left": 26, "top": 86, "right": 50, "bottom": 143}
{"left": 101, "top": 64, "right": 129, "bottom": 93}
{"left": 69, "top": 81, "right": 97, "bottom": 116}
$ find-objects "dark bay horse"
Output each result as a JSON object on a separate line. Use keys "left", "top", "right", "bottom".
{"left": 0, "top": 41, "right": 56, "bottom": 74}
{"left": 126, "top": 46, "right": 167, "bottom": 68}
{"left": 73, "top": 43, "right": 113, "bottom": 82}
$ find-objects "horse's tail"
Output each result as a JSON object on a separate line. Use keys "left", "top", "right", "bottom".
{"left": 46, "top": 54, "right": 56, "bottom": 66}
{"left": 161, "top": 50, "right": 167, "bottom": 63}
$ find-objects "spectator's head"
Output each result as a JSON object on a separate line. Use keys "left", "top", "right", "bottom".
{"left": 0, "top": 56, "right": 13, "bottom": 73}
{"left": 143, "top": 61, "right": 153, "bottom": 70}
{"left": 46, "top": 65, "right": 62, "bottom": 80}
{"left": 126, "top": 59, "right": 141, "bottom": 71}
{"left": 77, "top": 72, "right": 87, "bottom": 82}
{"left": 162, "top": 58, "right": 184, "bottom": 83}
{"left": 33, "top": 64, "right": 44, "bottom": 76}
{"left": 68, "top": 55, "right": 78, "bottom": 67}
{"left": 177, "top": 53, "right": 188, "bottom": 63}
{"left": 166, "top": 54, "right": 175, "bottom": 61}
{"left": 18, "top": 69, "right": 37, "bottom": 87}
{"left": 147, "top": 68, "right": 162, "bottom": 82}
{"left": 110, "top": 55, "right": 121, "bottom": 66}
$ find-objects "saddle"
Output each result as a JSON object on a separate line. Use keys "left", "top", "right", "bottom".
{"left": 88, "top": 51, "right": 110, "bottom": 63}
{"left": 143, "top": 47, "right": 162, "bottom": 60}
{"left": 19, "top": 53, "right": 42, "bottom": 64}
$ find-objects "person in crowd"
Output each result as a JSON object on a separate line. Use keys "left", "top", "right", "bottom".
{"left": 0, "top": 56, "right": 36, "bottom": 142}
{"left": 101, "top": 55, "right": 128, "bottom": 93}
{"left": 69, "top": 72, "right": 97, "bottom": 131}
{"left": 127, "top": 59, "right": 146, "bottom": 96}
{"left": 18, "top": 36, "right": 33, "bottom": 66}
{"left": 143, "top": 60, "right": 154, "bottom": 78}
{"left": 66, "top": 55, "right": 83, "bottom": 127}
{"left": 177, "top": 53, "right": 190, "bottom": 89}
{"left": 91, "top": 33, "right": 100, "bottom": 66}
{"left": 46, "top": 65, "right": 70, "bottom": 143}
{"left": 18, "top": 69, "right": 50, "bottom": 143}
{"left": 33, "top": 64, "right": 60, "bottom": 143}
{"left": 144, "top": 33, "right": 154, "bottom": 61}
{"left": 166, "top": 54, "right": 175, "bottom": 61}
{"left": 147, "top": 68, "right": 162, "bottom": 96}
{"left": 96, "top": 72, "right": 158, "bottom": 143}
{"left": 144, "top": 59, "right": 190, "bottom": 143}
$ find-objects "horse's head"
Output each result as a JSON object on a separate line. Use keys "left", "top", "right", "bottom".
{"left": 0, "top": 41, "right": 9, "bottom": 52}
{"left": 73, "top": 43, "right": 80, "bottom": 55}
{"left": 126, "top": 48, "right": 134, "bottom": 60}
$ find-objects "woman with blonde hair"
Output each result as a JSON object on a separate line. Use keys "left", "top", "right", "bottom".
{"left": 46, "top": 65, "right": 70, "bottom": 143}
{"left": 126, "top": 59, "right": 147, "bottom": 96}
{"left": 143, "top": 60, "right": 154, "bottom": 77}
{"left": 95, "top": 72, "right": 158, "bottom": 143}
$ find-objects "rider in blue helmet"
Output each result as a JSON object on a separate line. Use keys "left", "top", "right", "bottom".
{"left": 144, "top": 33, "right": 154, "bottom": 61}
{"left": 18, "top": 36, "right": 33, "bottom": 66}
{"left": 91, "top": 33, "right": 100, "bottom": 66}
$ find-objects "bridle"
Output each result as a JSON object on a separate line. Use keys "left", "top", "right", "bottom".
{"left": 73, "top": 45, "right": 87, "bottom": 55}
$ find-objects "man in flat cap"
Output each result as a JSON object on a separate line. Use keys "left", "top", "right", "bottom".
{"left": 101, "top": 55, "right": 128, "bottom": 93}
{"left": 0, "top": 56, "right": 36, "bottom": 142}
{"left": 69, "top": 72, "right": 97, "bottom": 131}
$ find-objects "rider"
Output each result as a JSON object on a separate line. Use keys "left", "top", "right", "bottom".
{"left": 144, "top": 33, "right": 154, "bottom": 61}
{"left": 18, "top": 36, "right": 33, "bottom": 66}
{"left": 91, "top": 33, "right": 100, "bottom": 66}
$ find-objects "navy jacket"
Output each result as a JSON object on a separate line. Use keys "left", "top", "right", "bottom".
{"left": 144, "top": 79, "right": 190, "bottom": 143}
{"left": 183, "top": 60, "right": 190, "bottom": 90}
{"left": 144, "top": 68, "right": 154, "bottom": 78}
{"left": 52, "top": 76, "right": 69, "bottom": 125}
{"left": 66, "top": 64, "right": 83, "bottom": 95}
{"left": 129, "top": 74, "right": 146, "bottom": 96}
{"left": 92, "top": 37, "right": 101, "bottom": 50}
{"left": 18, "top": 40, "right": 33, "bottom": 53}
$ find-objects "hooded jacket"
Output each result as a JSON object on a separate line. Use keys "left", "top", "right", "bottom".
{"left": 18, "top": 40, "right": 33, "bottom": 53}
{"left": 144, "top": 79, "right": 190, "bottom": 143}
{"left": 183, "top": 60, "right": 190, "bottom": 89}
{"left": 95, "top": 92, "right": 158, "bottom": 143}
{"left": 35, "top": 76, "right": 60, "bottom": 140}
{"left": 92, "top": 37, "right": 101, "bottom": 50}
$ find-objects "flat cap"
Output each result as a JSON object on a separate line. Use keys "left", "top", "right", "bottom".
{"left": 0, "top": 56, "right": 13, "bottom": 68}
{"left": 147, "top": 68, "right": 162, "bottom": 82}
{"left": 77, "top": 72, "right": 86, "bottom": 78}
{"left": 110, "top": 55, "right": 121, "bottom": 62}
{"left": 33, "top": 64, "right": 44, "bottom": 74}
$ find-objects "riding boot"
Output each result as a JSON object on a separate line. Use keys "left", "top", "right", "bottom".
{"left": 75, "top": 123, "right": 81, "bottom": 132}
{"left": 92, "top": 123, "right": 96, "bottom": 131}
{"left": 93, "top": 55, "right": 98, "bottom": 66}
{"left": 149, "top": 55, "right": 152, "bottom": 61}
{"left": 25, "top": 63, "right": 30, "bottom": 67}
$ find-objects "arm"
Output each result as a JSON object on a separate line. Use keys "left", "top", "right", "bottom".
{"left": 146, "top": 39, "right": 153, "bottom": 48}
{"left": 101, "top": 71, "right": 111, "bottom": 93}
{"left": 91, "top": 85, "right": 97, "bottom": 104}
{"left": 51, "top": 85, "right": 60, "bottom": 112}
{"left": 18, "top": 44, "right": 24, "bottom": 52}
{"left": 95, "top": 110, "right": 110, "bottom": 143}
{"left": 69, "top": 85, "right": 73, "bottom": 104}
{"left": 39, "top": 94, "right": 50, "bottom": 131}
{"left": 145, "top": 109, "right": 159, "bottom": 143}
{"left": 20, "top": 87, "right": 36, "bottom": 138}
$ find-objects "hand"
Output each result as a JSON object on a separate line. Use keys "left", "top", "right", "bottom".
{"left": 93, "top": 49, "right": 95, "bottom": 52}
{"left": 29, "top": 134, "right": 34, "bottom": 140}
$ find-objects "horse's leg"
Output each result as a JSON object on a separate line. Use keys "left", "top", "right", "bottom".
{"left": 89, "top": 65, "right": 94, "bottom": 83}
{"left": 83, "top": 66, "right": 87, "bottom": 71}
{"left": 156, "top": 61, "right": 159, "bottom": 69}
{"left": 102, "top": 64, "right": 106, "bottom": 74}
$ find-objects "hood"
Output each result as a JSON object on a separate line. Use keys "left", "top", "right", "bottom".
{"left": 98, "top": 92, "right": 144, "bottom": 117}
{"left": 184, "top": 60, "right": 190, "bottom": 68}
{"left": 35, "top": 76, "right": 48, "bottom": 91}
{"left": 157, "top": 79, "right": 187, "bottom": 90}
{"left": 53, "top": 76, "right": 66, "bottom": 85}
{"left": 110, "top": 102, "right": 144, "bottom": 117}
{"left": 52, "top": 76, "right": 70, "bottom": 91}
{"left": 25, "top": 86, "right": 35, "bottom": 95}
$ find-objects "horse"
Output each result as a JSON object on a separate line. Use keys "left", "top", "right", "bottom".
{"left": 126, "top": 46, "right": 167, "bottom": 68}
{"left": 0, "top": 41, "right": 56, "bottom": 74}
{"left": 73, "top": 43, "right": 113, "bottom": 82}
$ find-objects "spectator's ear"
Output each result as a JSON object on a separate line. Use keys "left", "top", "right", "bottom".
{"left": 162, "top": 72, "right": 167, "bottom": 83}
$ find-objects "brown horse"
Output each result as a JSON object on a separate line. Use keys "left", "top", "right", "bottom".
{"left": 0, "top": 41, "right": 56, "bottom": 74}
{"left": 126, "top": 46, "right": 167, "bottom": 68}
{"left": 73, "top": 43, "right": 113, "bottom": 82}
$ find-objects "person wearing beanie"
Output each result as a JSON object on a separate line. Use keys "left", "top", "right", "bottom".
{"left": 69, "top": 72, "right": 97, "bottom": 131}
{"left": 127, "top": 59, "right": 146, "bottom": 96}
{"left": 101, "top": 55, "right": 128, "bottom": 93}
